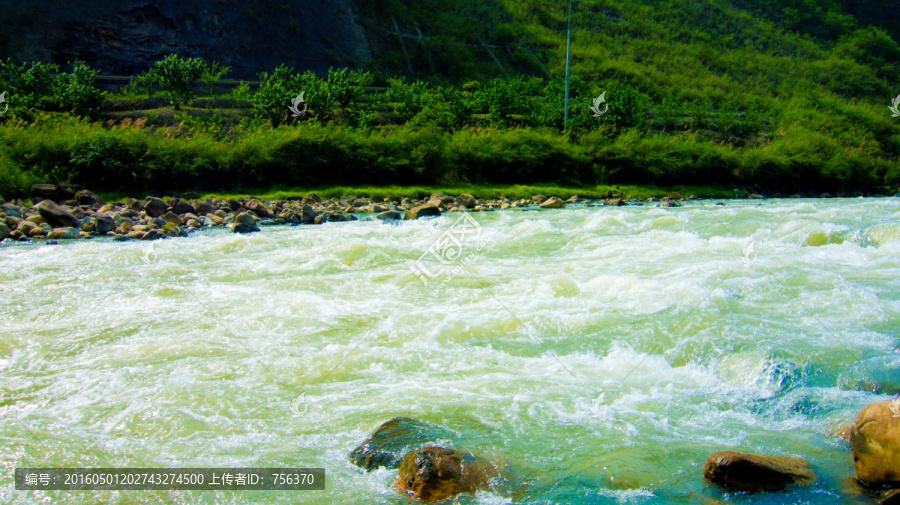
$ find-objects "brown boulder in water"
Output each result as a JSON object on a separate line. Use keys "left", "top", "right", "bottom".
{"left": 703, "top": 451, "right": 815, "bottom": 492}
{"left": 396, "top": 446, "right": 498, "bottom": 502}
{"left": 850, "top": 400, "right": 900, "bottom": 487}
{"left": 349, "top": 417, "right": 455, "bottom": 471}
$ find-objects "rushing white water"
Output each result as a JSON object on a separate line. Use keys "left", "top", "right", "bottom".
{"left": 1, "top": 198, "right": 899, "bottom": 504}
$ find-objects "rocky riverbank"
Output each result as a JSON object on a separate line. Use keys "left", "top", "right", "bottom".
{"left": 0, "top": 184, "right": 684, "bottom": 243}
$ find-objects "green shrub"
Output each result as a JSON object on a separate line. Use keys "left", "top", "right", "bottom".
{"left": 148, "top": 54, "right": 206, "bottom": 109}
{"left": 200, "top": 61, "right": 231, "bottom": 96}
{"left": 253, "top": 65, "right": 305, "bottom": 127}
{"left": 0, "top": 153, "right": 41, "bottom": 198}
{"left": 0, "top": 59, "right": 60, "bottom": 116}
{"left": 52, "top": 61, "right": 105, "bottom": 118}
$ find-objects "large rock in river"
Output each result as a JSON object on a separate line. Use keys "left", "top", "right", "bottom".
{"left": 850, "top": 400, "right": 900, "bottom": 486}
{"left": 703, "top": 451, "right": 815, "bottom": 492}
{"left": 396, "top": 446, "right": 499, "bottom": 503}
{"left": 349, "top": 417, "right": 455, "bottom": 471}
{"left": 35, "top": 200, "right": 82, "bottom": 228}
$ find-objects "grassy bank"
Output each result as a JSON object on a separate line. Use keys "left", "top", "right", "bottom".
{"left": 1, "top": 114, "right": 897, "bottom": 200}
{"left": 94, "top": 184, "right": 738, "bottom": 203}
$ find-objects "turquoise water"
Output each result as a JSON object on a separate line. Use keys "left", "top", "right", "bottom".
{"left": 1, "top": 198, "right": 898, "bottom": 504}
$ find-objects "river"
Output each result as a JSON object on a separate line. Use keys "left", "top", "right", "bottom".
{"left": 2, "top": 198, "right": 898, "bottom": 504}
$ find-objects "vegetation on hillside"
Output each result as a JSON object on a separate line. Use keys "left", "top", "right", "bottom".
{"left": 0, "top": 0, "right": 898, "bottom": 198}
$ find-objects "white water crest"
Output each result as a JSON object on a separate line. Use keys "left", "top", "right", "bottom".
{"left": 2, "top": 198, "right": 899, "bottom": 504}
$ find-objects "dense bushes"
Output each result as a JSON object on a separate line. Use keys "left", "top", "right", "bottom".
{"left": 0, "top": 59, "right": 105, "bottom": 118}
{"left": 0, "top": 113, "right": 895, "bottom": 199}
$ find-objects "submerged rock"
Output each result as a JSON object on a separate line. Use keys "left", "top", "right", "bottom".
{"left": 349, "top": 417, "right": 455, "bottom": 471}
{"left": 396, "top": 446, "right": 495, "bottom": 503}
{"left": 703, "top": 451, "right": 815, "bottom": 492}
{"left": 850, "top": 400, "right": 900, "bottom": 487}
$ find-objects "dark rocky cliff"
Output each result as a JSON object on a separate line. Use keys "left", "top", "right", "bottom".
{"left": 0, "top": 0, "right": 373, "bottom": 78}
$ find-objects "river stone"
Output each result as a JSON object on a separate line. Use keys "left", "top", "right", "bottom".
{"left": 405, "top": 204, "right": 441, "bottom": 220}
{"left": 349, "top": 417, "right": 455, "bottom": 471}
{"left": 229, "top": 222, "right": 259, "bottom": 234}
{"left": 17, "top": 220, "right": 37, "bottom": 234}
{"left": 244, "top": 199, "right": 269, "bottom": 217}
{"left": 47, "top": 227, "right": 80, "bottom": 239}
{"left": 233, "top": 212, "right": 257, "bottom": 227}
{"left": 300, "top": 205, "right": 318, "bottom": 224}
{"left": 396, "top": 446, "right": 489, "bottom": 503}
{"left": 76, "top": 190, "right": 105, "bottom": 207}
{"left": 459, "top": 193, "right": 477, "bottom": 209}
{"left": 142, "top": 229, "right": 163, "bottom": 240}
{"left": 28, "top": 226, "right": 48, "bottom": 238}
{"left": 31, "top": 184, "right": 58, "bottom": 201}
{"left": 35, "top": 200, "right": 82, "bottom": 228}
{"left": 144, "top": 197, "right": 168, "bottom": 218}
{"left": 160, "top": 211, "right": 183, "bottom": 226}
{"left": 376, "top": 210, "right": 401, "bottom": 221}
{"left": 540, "top": 196, "right": 565, "bottom": 209}
{"left": 194, "top": 201, "right": 215, "bottom": 215}
{"left": 850, "top": 400, "right": 900, "bottom": 486}
{"left": 0, "top": 222, "right": 10, "bottom": 240}
{"left": 703, "top": 451, "right": 815, "bottom": 492}
{"left": 169, "top": 198, "right": 195, "bottom": 215}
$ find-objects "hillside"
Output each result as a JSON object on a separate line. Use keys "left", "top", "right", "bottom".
{"left": 0, "top": 0, "right": 899, "bottom": 196}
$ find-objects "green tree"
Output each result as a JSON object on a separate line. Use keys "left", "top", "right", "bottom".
{"left": 52, "top": 61, "right": 104, "bottom": 118}
{"left": 200, "top": 61, "right": 231, "bottom": 96}
{"left": 149, "top": 54, "right": 206, "bottom": 110}
{"left": 0, "top": 59, "right": 60, "bottom": 114}
{"left": 253, "top": 65, "right": 304, "bottom": 127}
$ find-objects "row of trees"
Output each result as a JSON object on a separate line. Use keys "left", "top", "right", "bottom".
{"left": 2, "top": 55, "right": 763, "bottom": 138}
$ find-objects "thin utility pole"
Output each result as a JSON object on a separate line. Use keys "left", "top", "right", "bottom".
{"left": 563, "top": 0, "right": 573, "bottom": 132}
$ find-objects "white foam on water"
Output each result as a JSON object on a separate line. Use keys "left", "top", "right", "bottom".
{"left": 2, "top": 199, "right": 899, "bottom": 503}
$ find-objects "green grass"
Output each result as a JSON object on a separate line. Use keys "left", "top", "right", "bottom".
{"left": 94, "top": 184, "right": 739, "bottom": 203}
